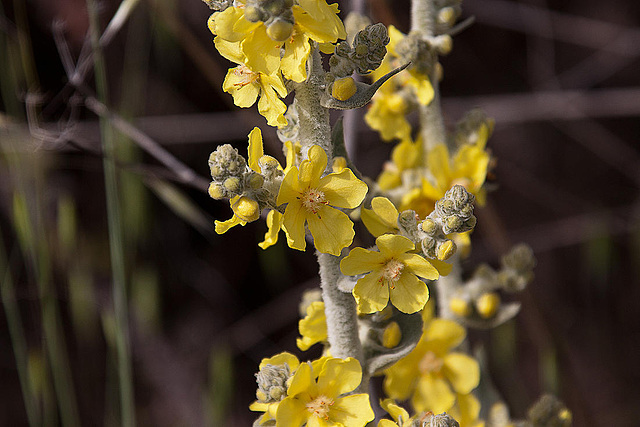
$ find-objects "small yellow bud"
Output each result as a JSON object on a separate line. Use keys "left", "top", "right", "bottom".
{"left": 208, "top": 182, "right": 225, "bottom": 199}
{"left": 421, "top": 218, "right": 438, "bottom": 235}
{"left": 436, "top": 35, "right": 453, "bottom": 55}
{"left": 259, "top": 155, "right": 280, "bottom": 170}
{"left": 223, "top": 176, "right": 242, "bottom": 194}
{"left": 445, "top": 215, "right": 463, "bottom": 232}
{"left": 256, "top": 390, "right": 268, "bottom": 401}
{"left": 266, "top": 19, "right": 293, "bottom": 42}
{"left": 476, "top": 292, "right": 500, "bottom": 319}
{"left": 437, "top": 240, "right": 456, "bottom": 261}
{"left": 232, "top": 196, "right": 260, "bottom": 222}
{"left": 438, "top": 7, "right": 456, "bottom": 27}
{"left": 449, "top": 297, "right": 472, "bottom": 317}
{"left": 332, "top": 77, "right": 357, "bottom": 101}
{"left": 332, "top": 156, "right": 347, "bottom": 173}
{"left": 435, "top": 62, "right": 444, "bottom": 81}
{"left": 248, "top": 173, "right": 264, "bottom": 189}
{"left": 382, "top": 321, "right": 402, "bottom": 348}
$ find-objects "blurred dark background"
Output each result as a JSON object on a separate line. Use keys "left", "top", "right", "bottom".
{"left": 1, "top": 0, "right": 639, "bottom": 425}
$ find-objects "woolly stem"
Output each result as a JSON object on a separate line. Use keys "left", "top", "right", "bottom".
{"left": 412, "top": 0, "right": 446, "bottom": 153}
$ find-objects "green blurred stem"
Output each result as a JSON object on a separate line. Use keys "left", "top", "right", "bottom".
{"left": 85, "top": 0, "right": 136, "bottom": 425}
{"left": 412, "top": 0, "right": 446, "bottom": 153}
{"left": 0, "top": 232, "right": 39, "bottom": 427}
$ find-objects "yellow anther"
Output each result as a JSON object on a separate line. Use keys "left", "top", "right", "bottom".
{"left": 382, "top": 321, "right": 402, "bottom": 348}
{"left": 476, "top": 292, "right": 500, "bottom": 319}
{"left": 436, "top": 240, "right": 456, "bottom": 261}
{"left": 332, "top": 77, "right": 357, "bottom": 101}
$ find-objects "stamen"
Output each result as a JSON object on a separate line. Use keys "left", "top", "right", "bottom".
{"left": 381, "top": 258, "right": 405, "bottom": 289}
{"left": 300, "top": 188, "right": 328, "bottom": 214}
{"left": 306, "top": 395, "right": 334, "bottom": 420}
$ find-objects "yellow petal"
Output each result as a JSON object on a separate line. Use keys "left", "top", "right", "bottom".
{"left": 399, "top": 253, "right": 439, "bottom": 280}
{"left": 293, "top": 2, "right": 346, "bottom": 43}
{"left": 380, "top": 399, "right": 410, "bottom": 424}
{"left": 211, "top": 8, "right": 252, "bottom": 41}
{"left": 297, "top": 301, "right": 327, "bottom": 351}
{"left": 389, "top": 272, "right": 429, "bottom": 314}
{"left": 376, "top": 234, "right": 414, "bottom": 258}
{"left": 287, "top": 362, "right": 313, "bottom": 397}
{"left": 427, "top": 144, "right": 451, "bottom": 191}
{"left": 391, "top": 139, "right": 422, "bottom": 171}
{"left": 242, "top": 25, "right": 282, "bottom": 76}
{"left": 340, "top": 247, "right": 387, "bottom": 276}
{"left": 214, "top": 38, "right": 245, "bottom": 64}
{"left": 259, "top": 210, "right": 284, "bottom": 250}
{"left": 277, "top": 166, "right": 301, "bottom": 205}
{"left": 378, "top": 420, "right": 400, "bottom": 427}
{"left": 281, "top": 34, "right": 311, "bottom": 83}
{"left": 442, "top": 353, "right": 480, "bottom": 394}
{"left": 330, "top": 394, "right": 375, "bottom": 426}
{"left": 411, "top": 74, "right": 434, "bottom": 106}
{"left": 261, "top": 72, "right": 288, "bottom": 98}
{"left": 307, "top": 205, "right": 355, "bottom": 255}
{"left": 361, "top": 197, "right": 398, "bottom": 238}
{"left": 353, "top": 270, "right": 389, "bottom": 314}
{"left": 275, "top": 395, "right": 308, "bottom": 427}
{"left": 429, "top": 258, "right": 453, "bottom": 276}
{"left": 281, "top": 200, "right": 307, "bottom": 251}
{"left": 259, "top": 352, "right": 300, "bottom": 371}
{"left": 214, "top": 214, "right": 246, "bottom": 234}
{"left": 257, "top": 81, "right": 288, "bottom": 128}
{"left": 248, "top": 127, "right": 264, "bottom": 172}
{"left": 454, "top": 393, "right": 482, "bottom": 426}
{"left": 424, "top": 319, "right": 466, "bottom": 355}
{"left": 318, "top": 168, "right": 368, "bottom": 209}
{"left": 299, "top": 145, "right": 327, "bottom": 188}
{"left": 317, "top": 357, "right": 362, "bottom": 396}
{"left": 413, "top": 374, "right": 455, "bottom": 413}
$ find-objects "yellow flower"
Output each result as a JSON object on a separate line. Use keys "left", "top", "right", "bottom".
{"left": 341, "top": 234, "right": 438, "bottom": 314}
{"left": 361, "top": 196, "right": 400, "bottom": 237}
{"left": 276, "top": 357, "right": 374, "bottom": 427}
{"left": 383, "top": 317, "right": 480, "bottom": 415}
{"left": 210, "top": 0, "right": 346, "bottom": 82}
{"left": 276, "top": 145, "right": 368, "bottom": 255}
{"left": 400, "top": 141, "right": 490, "bottom": 218}
{"left": 377, "top": 138, "right": 423, "bottom": 190}
{"left": 449, "top": 393, "right": 485, "bottom": 427}
{"left": 297, "top": 301, "right": 328, "bottom": 351}
{"left": 364, "top": 81, "right": 412, "bottom": 143}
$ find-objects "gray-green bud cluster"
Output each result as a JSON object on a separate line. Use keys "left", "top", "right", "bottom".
{"left": 435, "top": 185, "right": 476, "bottom": 234}
{"left": 498, "top": 244, "right": 536, "bottom": 292}
{"left": 243, "top": 0, "right": 294, "bottom": 41}
{"left": 202, "top": 0, "right": 233, "bottom": 11}
{"left": 328, "top": 23, "right": 390, "bottom": 80}
{"left": 208, "top": 144, "right": 249, "bottom": 200}
{"left": 255, "top": 363, "right": 291, "bottom": 403}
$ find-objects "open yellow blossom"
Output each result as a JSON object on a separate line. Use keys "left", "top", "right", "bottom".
{"left": 297, "top": 301, "right": 328, "bottom": 351}
{"left": 341, "top": 234, "right": 438, "bottom": 314}
{"left": 378, "top": 399, "right": 412, "bottom": 427}
{"left": 277, "top": 145, "right": 368, "bottom": 255}
{"left": 216, "top": 39, "right": 288, "bottom": 127}
{"left": 377, "top": 138, "right": 423, "bottom": 190}
{"left": 364, "top": 84, "right": 412, "bottom": 143}
{"left": 400, "top": 141, "right": 490, "bottom": 218}
{"left": 276, "top": 357, "right": 374, "bottom": 427}
{"left": 210, "top": 0, "right": 346, "bottom": 82}
{"left": 383, "top": 317, "right": 480, "bottom": 415}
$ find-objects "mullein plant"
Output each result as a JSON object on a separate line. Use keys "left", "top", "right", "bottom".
{"left": 203, "top": 0, "right": 572, "bottom": 425}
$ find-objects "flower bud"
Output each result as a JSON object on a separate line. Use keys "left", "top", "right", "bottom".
{"left": 476, "top": 292, "right": 500, "bottom": 319}
{"left": 434, "top": 35, "right": 453, "bottom": 55}
{"left": 332, "top": 156, "right": 347, "bottom": 173}
{"left": 255, "top": 363, "right": 291, "bottom": 403}
{"left": 421, "top": 219, "right": 438, "bottom": 236}
{"left": 438, "top": 7, "right": 456, "bottom": 27}
{"left": 382, "top": 321, "right": 402, "bottom": 348}
{"left": 232, "top": 196, "right": 260, "bottom": 222}
{"left": 332, "top": 77, "right": 358, "bottom": 101}
{"left": 248, "top": 172, "right": 265, "bottom": 189}
{"left": 266, "top": 18, "right": 293, "bottom": 42}
{"left": 437, "top": 240, "right": 456, "bottom": 261}
{"left": 244, "top": 5, "right": 266, "bottom": 22}
{"left": 208, "top": 182, "right": 226, "bottom": 199}
{"left": 450, "top": 297, "right": 471, "bottom": 317}
{"left": 224, "top": 177, "right": 243, "bottom": 194}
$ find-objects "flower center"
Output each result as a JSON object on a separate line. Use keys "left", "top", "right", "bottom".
{"left": 300, "top": 188, "right": 327, "bottom": 214}
{"left": 233, "top": 65, "right": 259, "bottom": 88}
{"left": 380, "top": 258, "right": 405, "bottom": 289}
{"left": 419, "top": 351, "right": 443, "bottom": 374}
{"left": 306, "top": 395, "right": 334, "bottom": 420}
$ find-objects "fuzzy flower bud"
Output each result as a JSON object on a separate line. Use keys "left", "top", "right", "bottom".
{"left": 527, "top": 394, "right": 572, "bottom": 427}
{"left": 436, "top": 185, "right": 476, "bottom": 234}
{"left": 255, "top": 363, "right": 291, "bottom": 403}
{"left": 267, "top": 18, "right": 294, "bottom": 41}
{"left": 231, "top": 196, "right": 260, "bottom": 222}
{"left": 208, "top": 183, "right": 226, "bottom": 200}
{"left": 475, "top": 292, "right": 500, "bottom": 319}
{"left": 332, "top": 77, "right": 358, "bottom": 101}
{"left": 382, "top": 321, "right": 402, "bottom": 348}
{"left": 202, "top": 0, "right": 233, "bottom": 11}
{"left": 437, "top": 240, "right": 456, "bottom": 261}
{"left": 450, "top": 296, "right": 472, "bottom": 317}
{"left": 414, "top": 413, "right": 460, "bottom": 427}
{"left": 499, "top": 244, "right": 536, "bottom": 292}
